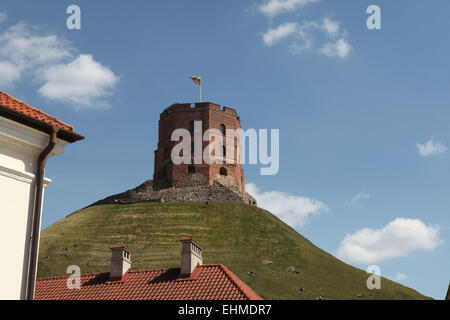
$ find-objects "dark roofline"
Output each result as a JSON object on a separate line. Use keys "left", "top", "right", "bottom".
{"left": 0, "top": 104, "right": 84, "bottom": 143}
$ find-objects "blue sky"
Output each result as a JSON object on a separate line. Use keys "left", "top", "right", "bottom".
{"left": 1, "top": 0, "right": 449, "bottom": 299}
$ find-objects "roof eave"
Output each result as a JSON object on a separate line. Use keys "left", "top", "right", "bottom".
{"left": 0, "top": 105, "right": 84, "bottom": 143}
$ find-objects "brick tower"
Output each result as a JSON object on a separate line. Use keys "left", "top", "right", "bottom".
{"left": 153, "top": 102, "right": 245, "bottom": 192}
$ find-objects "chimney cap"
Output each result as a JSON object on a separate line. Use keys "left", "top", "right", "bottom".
{"left": 110, "top": 245, "right": 133, "bottom": 253}
{"left": 179, "top": 237, "right": 203, "bottom": 249}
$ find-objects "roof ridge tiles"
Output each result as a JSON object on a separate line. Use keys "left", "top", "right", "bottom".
{"left": 35, "top": 271, "right": 110, "bottom": 281}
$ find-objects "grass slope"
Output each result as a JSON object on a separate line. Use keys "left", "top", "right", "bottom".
{"left": 38, "top": 202, "right": 429, "bottom": 300}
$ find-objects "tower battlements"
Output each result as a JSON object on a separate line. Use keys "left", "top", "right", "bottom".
{"left": 161, "top": 102, "right": 239, "bottom": 118}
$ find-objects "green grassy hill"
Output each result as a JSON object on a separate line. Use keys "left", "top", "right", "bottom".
{"left": 38, "top": 202, "right": 430, "bottom": 300}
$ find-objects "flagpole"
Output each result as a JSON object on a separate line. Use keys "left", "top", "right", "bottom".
{"left": 200, "top": 82, "right": 202, "bottom": 102}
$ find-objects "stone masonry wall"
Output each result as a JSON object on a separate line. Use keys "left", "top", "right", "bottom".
{"left": 89, "top": 178, "right": 257, "bottom": 208}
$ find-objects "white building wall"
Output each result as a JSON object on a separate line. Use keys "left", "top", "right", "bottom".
{"left": 0, "top": 116, "right": 67, "bottom": 300}
{"left": 0, "top": 174, "right": 34, "bottom": 299}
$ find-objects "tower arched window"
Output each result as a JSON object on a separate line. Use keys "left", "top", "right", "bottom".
{"left": 220, "top": 167, "right": 228, "bottom": 176}
{"left": 222, "top": 145, "right": 226, "bottom": 157}
{"left": 189, "top": 121, "right": 195, "bottom": 133}
{"left": 188, "top": 165, "right": 196, "bottom": 174}
{"left": 220, "top": 124, "right": 226, "bottom": 135}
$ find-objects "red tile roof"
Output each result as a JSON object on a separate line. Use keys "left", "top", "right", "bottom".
{"left": 0, "top": 90, "right": 83, "bottom": 143}
{"left": 35, "top": 264, "right": 263, "bottom": 300}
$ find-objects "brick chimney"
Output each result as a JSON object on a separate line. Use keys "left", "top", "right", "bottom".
{"left": 180, "top": 237, "right": 203, "bottom": 276}
{"left": 109, "top": 245, "right": 132, "bottom": 280}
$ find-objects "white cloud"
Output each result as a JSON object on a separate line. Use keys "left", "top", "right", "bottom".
{"left": 0, "top": 21, "right": 118, "bottom": 109}
{"left": 256, "top": 0, "right": 352, "bottom": 58}
{"left": 350, "top": 191, "right": 371, "bottom": 206}
{"left": 259, "top": 0, "right": 320, "bottom": 17}
{"left": 0, "top": 61, "right": 21, "bottom": 87}
{"left": 261, "top": 17, "right": 351, "bottom": 59}
{"left": 391, "top": 273, "right": 407, "bottom": 282}
{"left": 246, "top": 183, "right": 328, "bottom": 228}
{"left": 39, "top": 54, "right": 118, "bottom": 109}
{"left": 321, "top": 17, "right": 340, "bottom": 37}
{"left": 321, "top": 38, "right": 352, "bottom": 58}
{"left": 263, "top": 22, "right": 298, "bottom": 46}
{"left": 0, "top": 23, "right": 73, "bottom": 70}
{"left": 0, "top": 12, "right": 7, "bottom": 24}
{"left": 336, "top": 218, "right": 443, "bottom": 264}
{"left": 417, "top": 138, "right": 447, "bottom": 157}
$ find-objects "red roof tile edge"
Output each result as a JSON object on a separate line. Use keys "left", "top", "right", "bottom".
{"left": 0, "top": 90, "right": 84, "bottom": 143}
{"left": 217, "top": 264, "right": 263, "bottom": 300}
